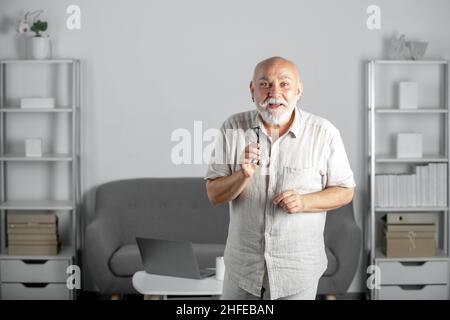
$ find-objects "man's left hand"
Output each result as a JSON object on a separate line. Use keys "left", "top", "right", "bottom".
{"left": 272, "top": 190, "right": 304, "bottom": 214}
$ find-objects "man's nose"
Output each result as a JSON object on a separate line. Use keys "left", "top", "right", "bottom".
{"left": 268, "top": 85, "right": 281, "bottom": 98}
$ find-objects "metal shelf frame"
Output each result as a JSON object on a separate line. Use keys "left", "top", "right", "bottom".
{"left": 367, "top": 59, "right": 450, "bottom": 299}
{"left": 0, "top": 59, "right": 81, "bottom": 259}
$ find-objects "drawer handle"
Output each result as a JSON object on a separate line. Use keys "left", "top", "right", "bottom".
{"left": 398, "top": 285, "right": 426, "bottom": 291}
{"left": 22, "top": 283, "right": 49, "bottom": 288}
{"left": 22, "top": 259, "right": 48, "bottom": 265}
{"left": 399, "top": 262, "right": 426, "bottom": 267}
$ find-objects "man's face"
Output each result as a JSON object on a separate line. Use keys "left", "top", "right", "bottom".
{"left": 250, "top": 61, "right": 302, "bottom": 126}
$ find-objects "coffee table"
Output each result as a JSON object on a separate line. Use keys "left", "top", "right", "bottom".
{"left": 132, "top": 270, "right": 223, "bottom": 300}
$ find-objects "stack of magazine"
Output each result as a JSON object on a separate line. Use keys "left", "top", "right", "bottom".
{"left": 375, "top": 163, "right": 447, "bottom": 207}
{"left": 7, "top": 213, "right": 59, "bottom": 256}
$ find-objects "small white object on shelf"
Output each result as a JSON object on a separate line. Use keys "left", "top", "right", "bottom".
{"left": 20, "top": 97, "right": 55, "bottom": 108}
{"left": 25, "top": 138, "right": 43, "bottom": 157}
{"left": 215, "top": 256, "right": 225, "bottom": 281}
{"left": 396, "top": 133, "right": 423, "bottom": 158}
{"left": 399, "top": 81, "right": 418, "bottom": 109}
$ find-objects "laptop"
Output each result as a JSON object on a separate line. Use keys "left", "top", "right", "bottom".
{"left": 136, "top": 237, "right": 216, "bottom": 279}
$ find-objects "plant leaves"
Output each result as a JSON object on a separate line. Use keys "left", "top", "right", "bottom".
{"left": 31, "top": 20, "right": 48, "bottom": 33}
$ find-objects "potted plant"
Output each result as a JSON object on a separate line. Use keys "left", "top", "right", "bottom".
{"left": 18, "top": 10, "right": 51, "bottom": 59}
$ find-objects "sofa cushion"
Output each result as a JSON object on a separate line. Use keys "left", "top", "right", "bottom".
{"left": 110, "top": 243, "right": 226, "bottom": 277}
{"left": 110, "top": 243, "right": 335, "bottom": 277}
{"left": 323, "top": 246, "right": 338, "bottom": 276}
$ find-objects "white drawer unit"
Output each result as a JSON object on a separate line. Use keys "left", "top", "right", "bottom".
{"left": 1, "top": 283, "right": 71, "bottom": 300}
{"left": 0, "top": 249, "right": 75, "bottom": 300}
{"left": 378, "top": 260, "right": 449, "bottom": 285}
{"left": 377, "top": 284, "right": 449, "bottom": 300}
{"left": 0, "top": 259, "right": 70, "bottom": 283}
{"left": 374, "top": 256, "right": 450, "bottom": 300}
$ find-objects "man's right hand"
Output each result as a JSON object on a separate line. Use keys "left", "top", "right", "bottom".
{"left": 240, "top": 143, "right": 261, "bottom": 178}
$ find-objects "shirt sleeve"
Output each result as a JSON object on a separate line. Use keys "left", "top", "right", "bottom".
{"left": 204, "top": 123, "right": 232, "bottom": 180}
{"left": 326, "top": 131, "right": 356, "bottom": 188}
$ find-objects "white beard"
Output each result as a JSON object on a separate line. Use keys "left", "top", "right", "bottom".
{"left": 256, "top": 98, "right": 296, "bottom": 125}
{"left": 259, "top": 108, "right": 292, "bottom": 125}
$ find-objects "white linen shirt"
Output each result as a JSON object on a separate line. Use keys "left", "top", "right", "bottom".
{"left": 205, "top": 106, "right": 356, "bottom": 299}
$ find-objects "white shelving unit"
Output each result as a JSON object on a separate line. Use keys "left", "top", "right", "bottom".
{"left": 0, "top": 59, "right": 81, "bottom": 300}
{"left": 367, "top": 60, "right": 450, "bottom": 300}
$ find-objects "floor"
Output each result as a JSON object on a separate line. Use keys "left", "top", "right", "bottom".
{"left": 78, "top": 291, "right": 367, "bottom": 300}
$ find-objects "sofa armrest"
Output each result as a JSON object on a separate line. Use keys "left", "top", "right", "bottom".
{"left": 85, "top": 217, "right": 123, "bottom": 294}
{"left": 325, "top": 212, "right": 362, "bottom": 293}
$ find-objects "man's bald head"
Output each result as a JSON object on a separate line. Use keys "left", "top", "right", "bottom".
{"left": 252, "top": 56, "right": 300, "bottom": 82}
{"left": 250, "top": 56, "right": 303, "bottom": 127}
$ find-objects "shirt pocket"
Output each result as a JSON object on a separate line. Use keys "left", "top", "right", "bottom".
{"left": 277, "top": 165, "right": 323, "bottom": 194}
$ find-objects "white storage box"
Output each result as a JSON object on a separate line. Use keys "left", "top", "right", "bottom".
{"left": 399, "top": 82, "right": 418, "bottom": 109}
{"left": 396, "top": 133, "right": 423, "bottom": 158}
{"left": 25, "top": 138, "right": 43, "bottom": 157}
{"left": 20, "top": 98, "right": 55, "bottom": 109}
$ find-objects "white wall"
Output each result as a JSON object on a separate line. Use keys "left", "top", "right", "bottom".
{"left": 1, "top": 0, "right": 449, "bottom": 293}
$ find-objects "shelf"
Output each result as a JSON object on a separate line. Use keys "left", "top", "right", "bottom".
{"left": 374, "top": 248, "right": 450, "bottom": 262}
{"left": 0, "top": 245, "right": 75, "bottom": 260}
{"left": 375, "top": 207, "right": 449, "bottom": 212}
{"left": 372, "top": 60, "right": 448, "bottom": 65}
{"left": 368, "top": 58, "right": 450, "bottom": 299}
{"left": 0, "top": 200, "right": 73, "bottom": 210}
{"left": 0, "top": 108, "right": 73, "bottom": 113}
{"left": 0, "top": 58, "right": 80, "bottom": 297}
{"left": 0, "top": 59, "right": 77, "bottom": 64}
{"left": 375, "top": 155, "right": 448, "bottom": 163}
{"left": 0, "top": 153, "right": 73, "bottom": 162}
{"left": 373, "top": 108, "right": 448, "bottom": 114}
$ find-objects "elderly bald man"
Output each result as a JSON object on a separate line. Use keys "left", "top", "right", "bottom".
{"left": 205, "top": 56, "right": 355, "bottom": 300}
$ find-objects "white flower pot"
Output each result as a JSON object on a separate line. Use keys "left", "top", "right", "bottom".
{"left": 29, "top": 36, "right": 51, "bottom": 59}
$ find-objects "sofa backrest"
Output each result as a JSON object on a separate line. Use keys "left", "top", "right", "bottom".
{"left": 324, "top": 201, "right": 356, "bottom": 243}
{"left": 95, "top": 178, "right": 229, "bottom": 244}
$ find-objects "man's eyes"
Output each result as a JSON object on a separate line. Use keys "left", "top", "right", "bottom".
{"left": 258, "top": 82, "right": 290, "bottom": 88}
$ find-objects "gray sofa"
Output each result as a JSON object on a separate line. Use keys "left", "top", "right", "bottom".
{"left": 85, "top": 177, "right": 360, "bottom": 296}
{"left": 318, "top": 201, "right": 361, "bottom": 296}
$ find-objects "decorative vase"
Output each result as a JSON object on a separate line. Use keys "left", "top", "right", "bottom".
{"left": 29, "top": 36, "right": 51, "bottom": 59}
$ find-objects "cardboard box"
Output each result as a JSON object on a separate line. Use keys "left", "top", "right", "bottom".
{"left": 7, "top": 213, "right": 57, "bottom": 224}
{"left": 8, "top": 245, "right": 58, "bottom": 256}
{"left": 384, "top": 230, "right": 436, "bottom": 257}
{"left": 385, "top": 224, "right": 435, "bottom": 232}
{"left": 384, "top": 213, "right": 435, "bottom": 225}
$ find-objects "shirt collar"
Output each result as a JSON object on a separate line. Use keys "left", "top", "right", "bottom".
{"left": 251, "top": 106, "right": 301, "bottom": 138}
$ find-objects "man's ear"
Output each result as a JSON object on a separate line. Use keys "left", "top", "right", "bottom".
{"left": 298, "top": 81, "right": 303, "bottom": 98}
{"left": 249, "top": 81, "right": 254, "bottom": 101}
